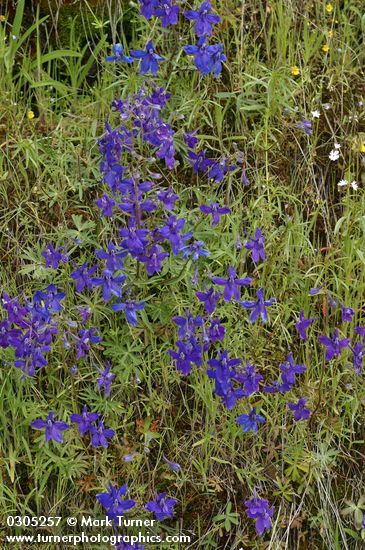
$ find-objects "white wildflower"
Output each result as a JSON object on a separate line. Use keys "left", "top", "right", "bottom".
{"left": 329, "top": 149, "right": 340, "bottom": 161}
{"left": 337, "top": 179, "right": 348, "bottom": 187}
{"left": 350, "top": 181, "right": 358, "bottom": 190}
{"left": 311, "top": 110, "right": 320, "bottom": 118}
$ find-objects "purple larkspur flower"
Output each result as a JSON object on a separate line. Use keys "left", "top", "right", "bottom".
{"left": 211, "top": 265, "right": 252, "bottom": 302}
{"left": 339, "top": 302, "right": 355, "bottom": 322}
{"left": 139, "top": 0, "right": 159, "bottom": 19}
{"left": 245, "top": 496, "right": 274, "bottom": 536}
{"left": 92, "top": 269, "right": 126, "bottom": 302}
{"left": 200, "top": 324, "right": 211, "bottom": 351}
{"left": 74, "top": 327, "right": 102, "bottom": 359}
{"left": 208, "top": 318, "right": 225, "bottom": 342}
{"left": 295, "top": 309, "right": 315, "bottom": 341}
{"left": 354, "top": 326, "right": 365, "bottom": 340}
{"left": 169, "top": 337, "right": 202, "bottom": 375}
{"left": 157, "top": 188, "right": 179, "bottom": 210}
{"left": 154, "top": 0, "right": 180, "bottom": 27}
{"left": 162, "top": 454, "right": 181, "bottom": 472}
{"left": 71, "top": 263, "right": 97, "bottom": 293}
{"left": 145, "top": 492, "right": 177, "bottom": 521}
{"left": 192, "top": 267, "right": 199, "bottom": 286}
{"left": 234, "top": 361, "right": 263, "bottom": 396}
{"left": 123, "top": 451, "right": 137, "bottom": 462}
{"left": 183, "top": 130, "right": 199, "bottom": 149}
{"left": 208, "top": 156, "right": 236, "bottom": 182}
{"left": 43, "top": 284, "right": 65, "bottom": 313}
{"left": 181, "top": 239, "right": 210, "bottom": 261}
{"left": 78, "top": 306, "right": 91, "bottom": 323}
{"left": 279, "top": 352, "right": 306, "bottom": 387}
{"left": 309, "top": 284, "right": 324, "bottom": 295}
{"left": 0, "top": 320, "right": 19, "bottom": 348}
{"left": 188, "top": 148, "right": 213, "bottom": 173}
{"left": 97, "top": 361, "right": 116, "bottom": 397}
{"left": 139, "top": 244, "right": 169, "bottom": 276}
{"left": 240, "top": 288, "right": 275, "bottom": 323}
{"left": 70, "top": 405, "right": 99, "bottom": 436}
{"left": 96, "top": 483, "right": 135, "bottom": 521}
{"left": 31, "top": 411, "right": 69, "bottom": 443}
{"left": 95, "top": 193, "right": 115, "bottom": 217}
{"left": 41, "top": 243, "right": 68, "bottom": 269}
{"left": 245, "top": 228, "right": 266, "bottom": 262}
{"left": 106, "top": 43, "right": 134, "bottom": 63}
{"left": 200, "top": 202, "right": 231, "bottom": 227}
{"left": 90, "top": 421, "right": 115, "bottom": 449}
{"left": 297, "top": 118, "right": 312, "bottom": 135}
{"left": 149, "top": 85, "right": 171, "bottom": 108}
{"left": 112, "top": 299, "right": 145, "bottom": 326}
{"left": 184, "top": 1, "right": 220, "bottom": 37}
{"left": 184, "top": 37, "right": 226, "bottom": 78}
{"left": 70, "top": 364, "right": 78, "bottom": 376}
{"left": 262, "top": 380, "right": 286, "bottom": 394}
{"left": 318, "top": 328, "right": 350, "bottom": 361}
{"left": 95, "top": 242, "right": 126, "bottom": 272}
{"left": 236, "top": 407, "right": 265, "bottom": 433}
{"left": 327, "top": 291, "right": 337, "bottom": 308}
{"left": 1, "top": 292, "right": 28, "bottom": 325}
{"left": 173, "top": 311, "right": 204, "bottom": 339}
{"left": 196, "top": 287, "right": 220, "bottom": 315}
{"left": 350, "top": 341, "right": 364, "bottom": 374}
{"left": 115, "top": 539, "right": 144, "bottom": 550}
{"left": 288, "top": 398, "right": 310, "bottom": 421}
{"left": 130, "top": 41, "right": 165, "bottom": 76}
{"left": 119, "top": 223, "right": 149, "bottom": 257}
{"left": 207, "top": 349, "right": 243, "bottom": 409}
{"left": 158, "top": 215, "right": 191, "bottom": 255}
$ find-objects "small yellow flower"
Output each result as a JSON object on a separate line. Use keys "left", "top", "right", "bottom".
{"left": 326, "top": 3, "right": 334, "bottom": 13}
{"left": 360, "top": 144, "right": 365, "bottom": 153}
{"left": 0, "top": 14, "right": 6, "bottom": 22}
{"left": 291, "top": 65, "right": 300, "bottom": 76}
{"left": 327, "top": 30, "right": 333, "bottom": 38}
{"left": 27, "top": 110, "right": 35, "bottom": 119}
{"left": 322, "top": 43, "right": 330, "bottom": 53}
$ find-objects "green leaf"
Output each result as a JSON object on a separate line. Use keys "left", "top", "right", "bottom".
{"left": 15, "top": 15, "right": 49, "bottom": 50}
{"left": 29, "top": 49, "right": 82, "bottom": 69}
{"left": 344, "top": 528, "right": 360, "bottom": 540}
{"left": 30, "top": 78, "right": 71, "bottom": 95}
{"left": 76, "top": 37, "right": 106, "bottom": 88}
{"left": 12, "top": 0, "right": 25, "bottom": 38}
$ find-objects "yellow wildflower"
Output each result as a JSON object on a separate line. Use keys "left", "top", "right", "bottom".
{"left": 327, "top": 30, "right": 333, "bottom": 38}
{"left": 325, "top": 3, "right": 334, "bottom": 13}
{"left": 27, "top": 110, "right": 35, "bottom": 120}
{"left": 291, "top": 65, "right": 300, "bottom": 76}
{"left": 0, "top": 14, "right": 6, "bottom": 22}
{"left": 322, "top": 43, "right": 330, "bottom": 53}
{"left": 360, "top": 144, "right": 365, "bottom": 153}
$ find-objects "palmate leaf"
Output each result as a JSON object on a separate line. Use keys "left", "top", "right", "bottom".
{"left": 213, "top": 501, "right": 240, "bottom": 533}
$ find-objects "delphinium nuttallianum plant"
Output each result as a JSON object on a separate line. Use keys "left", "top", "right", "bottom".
{"left": 1, "top": 0, "right": 365, "bottom": 547}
